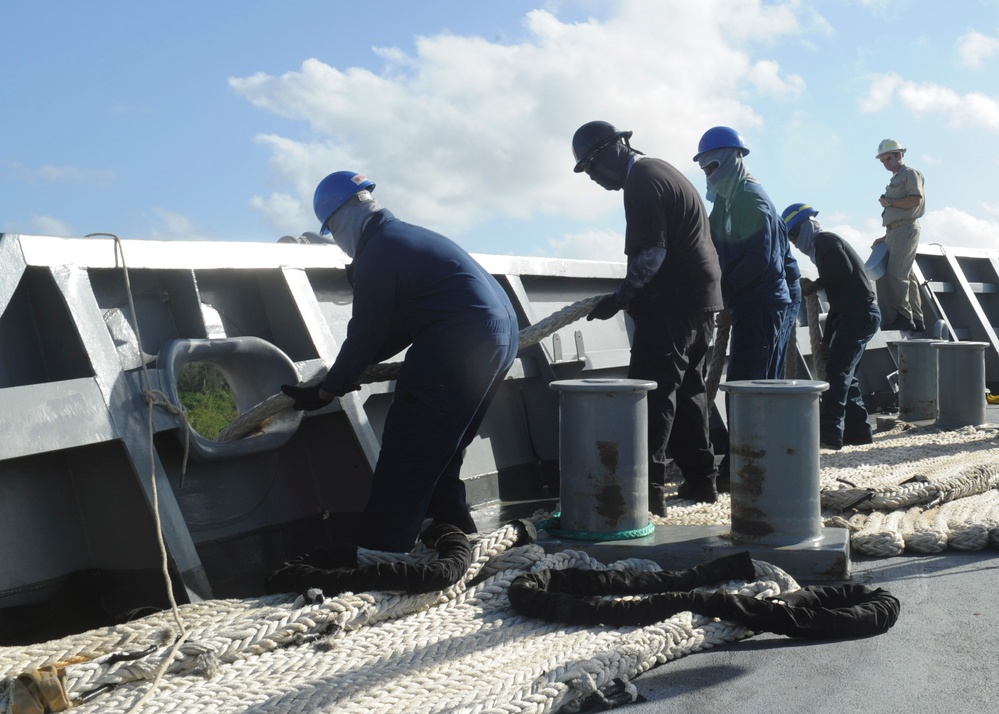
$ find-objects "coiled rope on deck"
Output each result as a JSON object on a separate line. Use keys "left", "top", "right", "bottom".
{"left": 0, "top": 525, "right": 804, "bottom": 714}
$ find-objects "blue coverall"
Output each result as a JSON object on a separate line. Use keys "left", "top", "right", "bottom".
{"left": 321, "top": 210, "right": 519, "bottom": 552}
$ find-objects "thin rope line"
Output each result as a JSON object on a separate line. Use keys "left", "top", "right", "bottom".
{"left": 85, "top": 233, "right": 190, "bottom": 713}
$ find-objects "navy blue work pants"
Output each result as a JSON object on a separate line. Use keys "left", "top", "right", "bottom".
{"left": 821, "top": 302, "right": 880, "bottom": 441}
{"left": 355, "top": 309, "right": 519, "bottom": 552}
{"left": 727, "top": 302, "right": 787, "bottom": 382}
{"left": 629, "top": 310, "right": 717, "bottom": 487}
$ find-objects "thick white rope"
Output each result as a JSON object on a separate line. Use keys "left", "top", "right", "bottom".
{"left": 0, "top": 541, "right": 797, "bottom": 714}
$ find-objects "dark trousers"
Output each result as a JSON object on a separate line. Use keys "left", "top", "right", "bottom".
{"left": 727, "top": 302, "right": 787, "bottom": 382}
{"left": 821, "top": 302, "right": 880, "bottom": 441}
{"left": 355, "top": 310, "right": 519, "bottom": 552}
{"left": 629, "top": 310, "right": 717, "bottom": 487}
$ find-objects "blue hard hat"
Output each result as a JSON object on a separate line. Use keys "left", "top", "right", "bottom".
{"left": 313, "top": 171, "right": 376, "bottom": 234}
{"left": 693, "top": 126, "right": 750, "bottom": 162}
{"left": 781, "top": 203, "right": 819, "bottom": 233}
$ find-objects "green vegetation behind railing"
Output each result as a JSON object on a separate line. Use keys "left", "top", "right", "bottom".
{"left": 177, "top": 362, "right": 238, "bottom": 439}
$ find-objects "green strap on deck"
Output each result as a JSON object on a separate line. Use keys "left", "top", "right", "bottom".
{"left": 536, "top": 512, "right": 655, "bottom": 541}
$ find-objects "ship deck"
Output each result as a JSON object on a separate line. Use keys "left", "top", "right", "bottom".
{"left": 470, "top": 406, "right": 999, "bottom": 713}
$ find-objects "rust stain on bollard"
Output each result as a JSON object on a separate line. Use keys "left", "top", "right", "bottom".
{"left": 594, "top": 440, "right": 624, "bottom": 525}
{"left": 732, "top": 443, "right": 766, "bottom": 498}
{"left": 731, "top": 504, "right": 775, "bottom": 539}
{"left": 596, "top": 483, "right": 626, "bottom": 524}
{"left": 597, "top": 440, "right": 619, "bottom": 473}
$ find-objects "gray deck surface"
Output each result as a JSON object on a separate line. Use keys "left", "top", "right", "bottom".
{"left": 627, "top": 550, "right": 998, "bottom": 713}
{"left": 474, "top": 406, "right": 999, "bottom": 714}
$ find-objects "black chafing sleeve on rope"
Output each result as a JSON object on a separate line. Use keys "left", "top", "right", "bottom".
{"left": 509, "top": 552, "right": 900, "bottom": 639}
{"left": 509, "top": 552, "right": 757, "bottom": 627}
{"left": 264, "top": 523, "right": 474, "bottom": 596}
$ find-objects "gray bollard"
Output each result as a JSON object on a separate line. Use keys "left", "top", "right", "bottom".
{"left": 720, "top": 379, "right": 828, "bottom": 546}
{"left": 550, "top": 378, "right": 657, "bottom": 536}
{"left": 894, "top": 339, "right": 944, "bottom": 422}
{"left": 935, "top": 342, "right": 988, "bottom": 429}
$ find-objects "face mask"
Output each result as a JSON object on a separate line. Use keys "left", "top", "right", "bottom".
{"left": 587, "top": 142, "right": 634, "bottom": 191}
{"left": 698, "top": 147, "right": 748, "bottom": 204}
{"left": 327, "top": 191, "right": 380, "bottom": 258}
{"left": 793, "top": 218, "right": 820, "bottom": 262}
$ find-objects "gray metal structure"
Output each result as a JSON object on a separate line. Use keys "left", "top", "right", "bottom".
{"left": 1, "top": 231, "right": 998, "bottom": 644}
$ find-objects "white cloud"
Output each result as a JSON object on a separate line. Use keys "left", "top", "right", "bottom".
{"left": 547, "top": 226, "right": 625, "bottom": 261}
{"left": 922, "top": 207, "right": 999, "bottom": 251}
{"left": 861, "top": 73, "right": 999, "bottom": 133}
{"left": 143, "top": 208, "right": 218, "bottom": 242}
{"left": 29, "top": 215, "right": 76, "bottom": 238}
{"left": 229, "top": 0, "right": 804, "bottom": 246}
{"left": 8, "top": 163, "right": 116, "bottom": 187}
{"left": 958, "top": 30, "right": 999, "bottom": 69}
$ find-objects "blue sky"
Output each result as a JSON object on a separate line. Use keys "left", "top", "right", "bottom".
{"left": 3, "top": 0, "right": 998, "bottom": 264}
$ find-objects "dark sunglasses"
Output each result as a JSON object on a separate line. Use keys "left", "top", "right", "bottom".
{"left": 579, "top": 139, "right": 617, "bottom": 174}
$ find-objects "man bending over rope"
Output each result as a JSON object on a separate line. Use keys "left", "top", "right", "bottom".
{"left": 281, "top": 171, "right": 519, "bottom": 552}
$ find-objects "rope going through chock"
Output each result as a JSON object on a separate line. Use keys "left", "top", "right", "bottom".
{"left": 213, "top": 293, "right": 611, "bottom": 442}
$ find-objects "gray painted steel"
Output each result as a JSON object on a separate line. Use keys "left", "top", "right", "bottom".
{"left": 894, "top": 339, "right": 944, "bottom": 421}
{"left": 721, "top": 380, "right": 828, "bottom": 546}
{"left": 550, "top": 378, "right": 656, "bottom": 534}
{"left": 936, "top": 341, "right": 989, "bottom": 428}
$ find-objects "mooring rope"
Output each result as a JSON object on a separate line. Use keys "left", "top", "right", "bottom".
{"left": 805, "top": 291, "right": 828, "bottom": 380}
{"left": 0, "top": 535, "right": 799, "bottom": 714}
{"left": 213, "top": 293, "right": 611, "bottom": 443}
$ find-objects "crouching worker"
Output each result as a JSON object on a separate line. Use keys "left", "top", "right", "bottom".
{"left": 282, "top": 171, "right": 519, "bottom": 552}
{"left": 781, "top": 203, "right": 880, "bottom": 450}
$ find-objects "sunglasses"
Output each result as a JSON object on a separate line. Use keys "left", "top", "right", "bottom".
{"left": 789, "top": 224, "right": 801, "bottom": 239}
{"left": 578, "top": 138, "right": 618, "bottom": 174}
{"left": 879, "top": 153, "right": 896, "bottom": 163}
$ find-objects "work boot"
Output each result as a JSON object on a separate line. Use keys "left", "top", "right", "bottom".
{"left": 819, "top": 436, "right": 843, "bottom": 450}
{"left": 648, "top": 485, "right": 669, "bottom": 517}
{"left": 881, "top": 316, "right": 916, "bottom": 332}
{"left": 716, "top": 455, "right": 731, "bottom": 493}
{"left": 677, "top": 477, "right": 718, "bottom": 504}
{"left": 843, "top": 429, "right": 874, "bottom": 446}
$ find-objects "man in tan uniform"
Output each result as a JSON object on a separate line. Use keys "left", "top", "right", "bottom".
{"left": 873, "top": 139, "right": 925, "bottom": 332}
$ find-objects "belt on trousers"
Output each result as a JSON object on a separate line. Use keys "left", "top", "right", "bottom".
{"left": 885, "top": 218, "right": 916, "bottom": 230}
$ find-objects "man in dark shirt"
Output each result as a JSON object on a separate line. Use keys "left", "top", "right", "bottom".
{"left": 572, "top": 121, "right": 724, "bottom": 506}
{"left": 282, "top": 171, "right": 520, "bottom": 552}
{"left": 782, "top": 203, "right": 880, "bottom": 449}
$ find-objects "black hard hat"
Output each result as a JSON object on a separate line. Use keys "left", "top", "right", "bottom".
{"left": 571, "top": 121, "right": 633, "bottom": 173}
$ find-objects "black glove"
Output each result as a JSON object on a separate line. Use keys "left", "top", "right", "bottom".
{"left": 281, "top": 383, "right": 333, "bottom": 411}
{"left": 800, "top": 278, "right": 818, "bottom": 297}
{"left": 587, "top": 295, "right": 622, "bottom": 321}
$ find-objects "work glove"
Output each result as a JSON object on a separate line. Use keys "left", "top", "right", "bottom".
{"left": 800, "top": 277, "right": 818, "bottom": 297}
{"left": 281, "top": 383, "right": 333, "bottom": 411}
{"left": 587, "top": 294, "right": 622, "bottom": 321}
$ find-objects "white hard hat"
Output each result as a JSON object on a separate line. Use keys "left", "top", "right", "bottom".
{"left": 875, "top": 139, "right": 905, "bottom": 158}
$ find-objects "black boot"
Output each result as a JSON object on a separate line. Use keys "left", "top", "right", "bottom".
{"left": 677, "top": 476, "right": 718, "bottom": 504}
